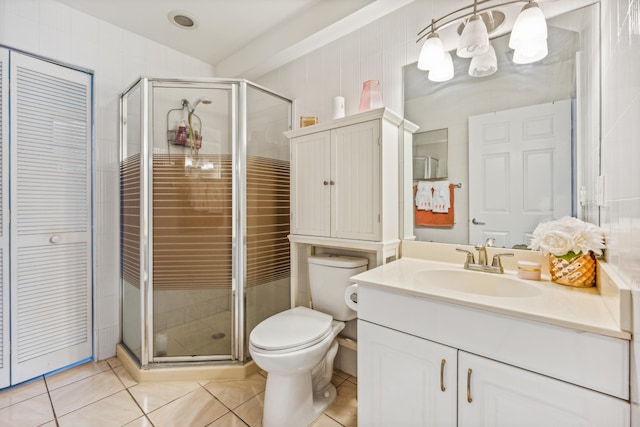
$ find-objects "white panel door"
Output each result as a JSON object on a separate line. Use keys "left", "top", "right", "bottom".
{"left": 468, "top": 101, "right": 572, "bottom": 247}
{"left": 458, "top": 351, "right": 630, "bottom": 427}
{"left": 358, "top": 320, "right": 457, "bottom": 427}
{"left": 290, "top": 131, "right": 331, "bottom": 237}
{"left": 332, "top": 120, "right": 380, "bottom": 240}
{"left": 9, "top": 52, "right": 92, "bottom": 384}
{"left": 0, "top": 48, "right": 9, "bottom": 388}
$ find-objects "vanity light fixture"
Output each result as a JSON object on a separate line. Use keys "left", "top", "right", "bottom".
{"left": 468, "top": 44, "right": 498, "bottom": 77}
{"left": 417, "top": 0, "right": 549, "bottom": 81}
{"left": 417, "top": 27, "right": 445, "bottom": 71}
{"left": 457, "top": 1, "right": 490, "bottom": 58}
{"left": 428, "top": 52, "right": 455, "bottom": 82}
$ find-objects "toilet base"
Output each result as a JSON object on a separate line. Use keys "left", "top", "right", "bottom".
{"left": 261, "top": 340, "right": 341, "bottom": 427}
{"left": 262, "top": 372, "right": 338, "bottom": 427}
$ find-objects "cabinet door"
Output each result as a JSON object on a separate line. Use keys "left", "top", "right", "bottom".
{"left": 290, "top": 131, "right": 331, "bottom": 236}
{"left": 358, "top": 320, "right": 457, "bottom": 427}
{"left": 331, "top": 120, "right": 380, "bottom": 240}
{"left": 458, "top": 351, "right": 630, "bottom": 427}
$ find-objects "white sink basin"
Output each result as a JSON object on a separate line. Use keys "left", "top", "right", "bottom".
{"left": 414, "top": 269, "right": 543, "bottom": 298}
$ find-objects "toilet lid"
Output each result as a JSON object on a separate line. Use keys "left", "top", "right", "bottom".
{"left": 250, "top": 306, "right": 333, "bottom": 351}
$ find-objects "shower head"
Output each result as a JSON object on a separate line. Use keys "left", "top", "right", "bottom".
{"left": 182, "top": 97, "right": 212, "bottom": 114}
{"left": 193, "top": 97, "right": 212, "bottom": 109}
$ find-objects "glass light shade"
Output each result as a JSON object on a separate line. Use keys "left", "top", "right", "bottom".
{"left": 513, "top": 37, "right": 548, "bottom": 64}
{"left": 428, "top": 52, "right": 454, "bottom": 82}
{"left": 509, "top": 2, "right": 547, "bottom": 49}
{"left": 457, "top": 15, "right": 489, "bottom": 58}
{"left": 469, "top": 44, "right": 497, "bottom": 77}
{"left": 418, "top": 32, "right": 445, "bottom": 71}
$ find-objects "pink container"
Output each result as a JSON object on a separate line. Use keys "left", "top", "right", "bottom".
{"left": 517, "top": 261, "right": 541, "bottom": 280}
{"left": 358, "top": 80, "right": 384, "bottom": 112}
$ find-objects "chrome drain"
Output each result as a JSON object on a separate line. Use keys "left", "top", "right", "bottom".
{"left": 211, "top": 332, "right": 226, "bottom": 340}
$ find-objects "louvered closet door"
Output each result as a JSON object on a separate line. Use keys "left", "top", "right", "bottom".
{"left": 9, "top": 52, "right": 92, "bottom": 384}
{"left": 0, "top": 49, "right": 10, "bottom": 388}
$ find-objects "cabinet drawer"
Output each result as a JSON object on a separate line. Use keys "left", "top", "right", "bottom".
{"left": 358, "top": 285, "right": 629, "bottom": 399}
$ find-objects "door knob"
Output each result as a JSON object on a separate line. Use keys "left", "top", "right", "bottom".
{"left": 471, "top": 218, "right": 485, "bottom": 225}
{"left": 50, "top": 235, "right": 62, "bottom": 244}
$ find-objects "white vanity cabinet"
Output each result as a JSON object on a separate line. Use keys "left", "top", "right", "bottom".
{"left": 358, "top": 320, "right": 457, "bottom": 427}
{"left": 357, "top": 283, "right": 631, "bottom": 427}
{"left": 286, "top": 108, "right": 403, "bottom": 242}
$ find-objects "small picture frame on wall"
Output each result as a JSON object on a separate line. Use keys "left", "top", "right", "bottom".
{"left": 300, "top": 116, "right": 318, "bottom": 128}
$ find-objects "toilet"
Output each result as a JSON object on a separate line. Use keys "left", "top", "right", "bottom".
{"left": 249, "top": 254, "right": 368, "bottom": 427}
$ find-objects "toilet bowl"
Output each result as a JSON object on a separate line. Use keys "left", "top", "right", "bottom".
{"left": 249, "top": 255, "right": 368, "bottom": 427}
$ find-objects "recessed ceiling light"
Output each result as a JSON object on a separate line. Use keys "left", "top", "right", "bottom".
{"left": 168, "top": 10, "right": 198, "bottom": 30}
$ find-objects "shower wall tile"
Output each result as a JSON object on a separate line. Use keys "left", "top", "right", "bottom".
{"left": 145, "top": 40, "right": 168, "bottom": 77}
{"left": 1, "top": 3, "right": 39, "bottom": 53}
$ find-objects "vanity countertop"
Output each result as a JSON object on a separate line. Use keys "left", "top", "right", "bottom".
{"left": 351, "top": 257, "right": 631, "bottom": 340}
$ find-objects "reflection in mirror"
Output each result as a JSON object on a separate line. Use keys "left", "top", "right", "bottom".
{"left": 413, "top": 129, "right": 448, "bottom": 180}
{"left": 404, "top": 3, "right": 600, "bottom": 248}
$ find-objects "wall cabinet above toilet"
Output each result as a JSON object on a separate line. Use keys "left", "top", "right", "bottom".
{"left": 286, "top": 108, "right": 408, "bottom": 243}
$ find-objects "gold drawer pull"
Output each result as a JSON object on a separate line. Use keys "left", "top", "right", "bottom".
{"left": 440, "top": 359, "right": 446, "bottom": 392}
{"left": 467, "top": 368, "right": 473, "bottom": 403}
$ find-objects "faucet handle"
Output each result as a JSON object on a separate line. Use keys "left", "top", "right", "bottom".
{"left": 456, "top": 248, "right": 475, "bottom": 267}
{"left": 491, "top": 252, "right": 514, "bottom": 268}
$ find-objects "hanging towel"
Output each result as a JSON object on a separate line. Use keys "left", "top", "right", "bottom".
{"left": 414, "top": 183, "right": 455, "bottom": 227}
{"left": 415, "top": 181, "right": 433, "bottom": 211}
{"left": 431, "top": 180, "right": 451, "bottom": 213}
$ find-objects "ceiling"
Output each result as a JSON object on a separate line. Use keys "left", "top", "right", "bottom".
{"left": 55, "top": 0, "right": 413, "bottom": 79}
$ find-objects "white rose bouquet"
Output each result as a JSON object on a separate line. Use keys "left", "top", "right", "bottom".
{"left": 529, "top": 216, "right": 605, "bottom": 261}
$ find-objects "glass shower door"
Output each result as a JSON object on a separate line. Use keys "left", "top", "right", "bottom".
{"left": 151, "top": 84, "right": 234, "bottom": 360}
{"left": 242, "top": 83, "right": 292, "bottom": 360}
{"left": 121, "top": 84, "right": 143, "bottom": 361}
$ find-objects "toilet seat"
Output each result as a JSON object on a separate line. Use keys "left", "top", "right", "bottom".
{"left": 250, "top": 307, "right": 333, "bottom": 352}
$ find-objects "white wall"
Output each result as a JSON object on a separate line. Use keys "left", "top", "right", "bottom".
{"left": 600, "top": 0, "right": 640, "bottom": 423}
{"left": 0, "top": 0, "right": 214, "bottom": 360}
{"left": 254, "top": 0, "right": 640, "bottom": 418}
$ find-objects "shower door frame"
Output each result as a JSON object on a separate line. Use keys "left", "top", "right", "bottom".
{"left": 121, "top": 77, "right": 292, "bottom": 367}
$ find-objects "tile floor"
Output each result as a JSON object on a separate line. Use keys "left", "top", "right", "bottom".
{"left": 0, "top": 358, "right": 357, "bottom": 427}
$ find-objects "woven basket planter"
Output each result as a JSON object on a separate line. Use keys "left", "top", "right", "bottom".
{"left": 549, "top": 251, "right": 596, "bottom": 288}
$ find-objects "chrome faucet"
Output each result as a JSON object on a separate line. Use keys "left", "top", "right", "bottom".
{"left": 456, "top": 238, "right": 513, "bottom": 274}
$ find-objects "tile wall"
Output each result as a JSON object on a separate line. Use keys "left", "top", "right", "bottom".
{"left": 601, "top": 0, "right": 640, "bottom": 423}
{"left": 0, "top": 0, "right": 215, "bottom": 360}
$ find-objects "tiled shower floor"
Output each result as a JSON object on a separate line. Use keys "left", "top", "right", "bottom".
{"left": 0, "top": 358, "right": 357, "bottom": 426}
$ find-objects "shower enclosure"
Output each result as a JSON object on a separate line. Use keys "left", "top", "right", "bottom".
{"left": 120, "top": 78, "right": 292, "bottom": 367}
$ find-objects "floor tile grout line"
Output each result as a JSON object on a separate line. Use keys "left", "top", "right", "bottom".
{"left": 42, "top": 374, "right": 60, "bottom": 426}
{"left": 109, "top": 363, "right": 156, "bottom": 427}
{"left": 198, "top": 382, "right": 249, "bottom": 426}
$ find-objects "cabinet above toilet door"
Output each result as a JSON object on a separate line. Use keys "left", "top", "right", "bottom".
{"left": 290, "top": 119, "right": 381, "bottom": 241}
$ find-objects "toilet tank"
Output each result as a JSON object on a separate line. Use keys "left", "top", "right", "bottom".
{"left": 308, "top": 255, "right": 368, "bottom": 321}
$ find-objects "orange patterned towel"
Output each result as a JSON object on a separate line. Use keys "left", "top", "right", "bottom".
{"left": 413, "top": 183, "right": 455, "bottom": 227}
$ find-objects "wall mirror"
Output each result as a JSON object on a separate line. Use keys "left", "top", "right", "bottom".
{"left": 404, "top": 2, "right": 600, "bottom": 248}
{"left": 413, "top": 128, "right": 448, "bottom": 180}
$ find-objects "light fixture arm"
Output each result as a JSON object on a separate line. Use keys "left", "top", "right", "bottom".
{"left": 416, "top": 0, "right": 530, "bottom": 44}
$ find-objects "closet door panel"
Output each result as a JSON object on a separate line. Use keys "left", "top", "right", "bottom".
{"left": 0, "top": 48, "right": 9, "bottom": 388}
{"left": 9, "top": 52, "right": 92, "bottom": 384}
